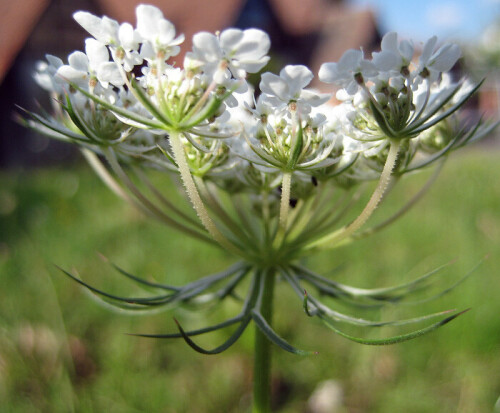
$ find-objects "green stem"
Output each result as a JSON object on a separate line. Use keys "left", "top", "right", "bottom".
{"left": 253, "top": 271, "right": 275, "bottom": 413}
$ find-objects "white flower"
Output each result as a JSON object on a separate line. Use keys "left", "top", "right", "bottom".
{"left": 416, "top": 36, "right": 461, "bottom": 81}
{"left": 73, "top": 11, "right": 142, "bottom": 71}
{"left": 245, "top": 94, "right": 274, "bottom": 120}
{"left": 259, "top": 65, "right": 330, "bottom": 114}
{"left": 188, "top": 28, "right": 270, "bottom": 82}
{"left": 57, "top": 38, "right": 124, "bottom": 89}
{"left": 34, "top": 55, "right": 64, "bottom": 93}
{"left": 136, "top": 5, "right": 184, "bottom": 61}
{"left": 372, "top": 32, "right": 414, "bottom": 74}
{"left": 319, "top": 49, "right": 378, "bottom": 95}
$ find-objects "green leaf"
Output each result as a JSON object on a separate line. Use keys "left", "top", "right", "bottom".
{"left": 179, "top": 95, "right": 224, "bottom": 129}
{"left": 319, "top": 309, "right": 470, "bottom": 345}
{"left": 156, "top": 143, "right": 177, "bottom": 166}
{"left": 285, "top": 268, "right": 455, "bottom": 327}
{"left": 404, "top": 136, "right": 459, "bottom": 172}
{"left": 69, "top": 81, "right": 165, "bottom": 129}
{"left": 399, "top": 257, "right": 485, "bottom": 306}
{"left": 408, "top": 80, "right": 483, "bottom": 135}
{"left": 129, "top": 77, "right": 174, "bottom": 128}
{"left": 182, "top": 131, "right": 211, "bottom": 153}
{"left": 180, "top": 83, "right": 239, "bottom": 129}
{"left": 293, "top": 262, "right": 451, "bottom": 302}
{"left": 303, "top": 290, "right": 314, "bottom": 317}
{"left": 107, "top": 260, "right": 181, "bottom": 291}
{"left": 172, "top": 316, "right": 251, "bottom": 354}
{"left": 17, "top": 106, "right": 90, "bottom": 144}
{"left": 369, "top": 99, "right": 398, "bottom": 138}
{"left": 56, "top": 265, "right": 174, "bottom": 306}
{"left": 63, "top": 95, "right": 103, "bottom": 143}
{"left": 251, "top": 310, "right": 316, "bottom": 355}
{"left": 215, "top": 269, "right": 250, "bottom": 300}
{"left": 129, "top": 315, "right": 244, "bottom": 339}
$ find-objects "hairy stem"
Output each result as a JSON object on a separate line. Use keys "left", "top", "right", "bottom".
{"left": 308, "top": 139, "right": 401, "bottom": 249}
{"left": 273, "top": 172, "right": 292, "bottom": 248}
{"left": 169, "top": 131, "right": 244, "bottom": 256}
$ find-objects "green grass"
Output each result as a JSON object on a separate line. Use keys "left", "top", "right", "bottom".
{"left": 1, "top": 149, "right": 500, "bottom": 412}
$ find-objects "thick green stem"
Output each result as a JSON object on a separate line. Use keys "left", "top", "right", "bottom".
{"left": 253, "top": 272, "right": 275, "bottom": 413}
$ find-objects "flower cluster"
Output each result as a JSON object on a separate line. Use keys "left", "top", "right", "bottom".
{"left": 23, "top": 5, "right": 496, "bottom": 354}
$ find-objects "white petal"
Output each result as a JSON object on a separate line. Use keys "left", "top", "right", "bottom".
{"left": 73, "top": 11, "right": 105, "bottom": 41}
{"left": 233, "top": 56, "right": 270, "bottom": 74}
{"left": 260, "top": 72, "right": 289, "bottom": 101}
{"left": 381, "top": 32, "right": 398, "bottom": 53}
{"left": 68, "top": 51, "right": 89, "bottom": 72}
{"left": 430, "top": 43, "right": 461, "bottom": 72}
{"left": 399, "top": 40, "right": 414, "bottom": 63}
{"left": 101, "top": 16, "right": 119, "bottom": 43}
{"left": 193, "top": 32, "right": 222, "bottom": 62}
{"left": 46, "top": 54, "right": 64, "bottom": 69}
{"left": 359, "top": 60, "right": 377, "bottom": 77}
{"left": 220, "top": 28, "right": 244, "bottom": 51}
{"left": 170, "top": 33, "right": 185, "bottom": 46}
{"left": 85, "top": 39, "right": 109, "bottom": 70}
{"left": 97, "top": 62, "right": 124, "bottom": 87}
{"left": 158, "top": 19, "right": 176, "bottom": 45}
{"left": 233, "top": 29, "right": 270, "bottom": 60}
{"left": 168, "top": 45, "right": 181, "bottom": 58}
{"left": 213, "top": 67, "right": 229, "bottom": 84}
{"left": 335, "top": 89, "right": 351, "bottom": 101}
{"left": 337, "top": 49, "right": 362, "bottom": 71}
{"left": 136, "top": 4, "right": 163, "bottom": 40}
{"left": 420, "top": 36, "right": 438, "bottom": 65}
{"left": 372, "top": 51, "right": 398, "bottom": 71}
{"left": 346, "top": 80, "right": 359, "bottom": 95}
{"left": 318, "top": 62, "right": 338, "bottom": 83}
{"left": 57, "top": 65, "right": 88, "bottom": 85}
{"left": 118, "top": 23, "right": 139, "bottom": 50}
{"left": 141, "top": 41, "right": 157, "bottom": 61}
{"left": 299, "top": 89, "right": 331, "bottom": 107}
{"left": 281, "top": 65, "right": 313, "bottom": 90}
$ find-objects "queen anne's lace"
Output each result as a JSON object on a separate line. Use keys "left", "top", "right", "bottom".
{"left": 22, "top": 4, "right": 496, "bottom": 355}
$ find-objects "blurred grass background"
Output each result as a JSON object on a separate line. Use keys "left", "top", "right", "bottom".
{"left": 1, "top": 149, "right": 500, "bottom": 412}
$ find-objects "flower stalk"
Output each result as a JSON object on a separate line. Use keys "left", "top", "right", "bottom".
{"left": 169, "top": 130, "right": 244, "bottom": 256}
{"left": 308, "top": 138, "right": 402, "bottom": 250}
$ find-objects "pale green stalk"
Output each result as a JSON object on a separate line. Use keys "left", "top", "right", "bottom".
{"left": 273, "top": 172, "right": 292, "bottom": 249}
{"left": 169, "top": 131, "right": 246, "bottom": 256}
{"left": 308, "top": 139, "right": 401, "bottom": 249}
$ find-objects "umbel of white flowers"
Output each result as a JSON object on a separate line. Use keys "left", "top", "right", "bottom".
{"left": 23, "top": 4, "right": 495, "bottom": 353}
